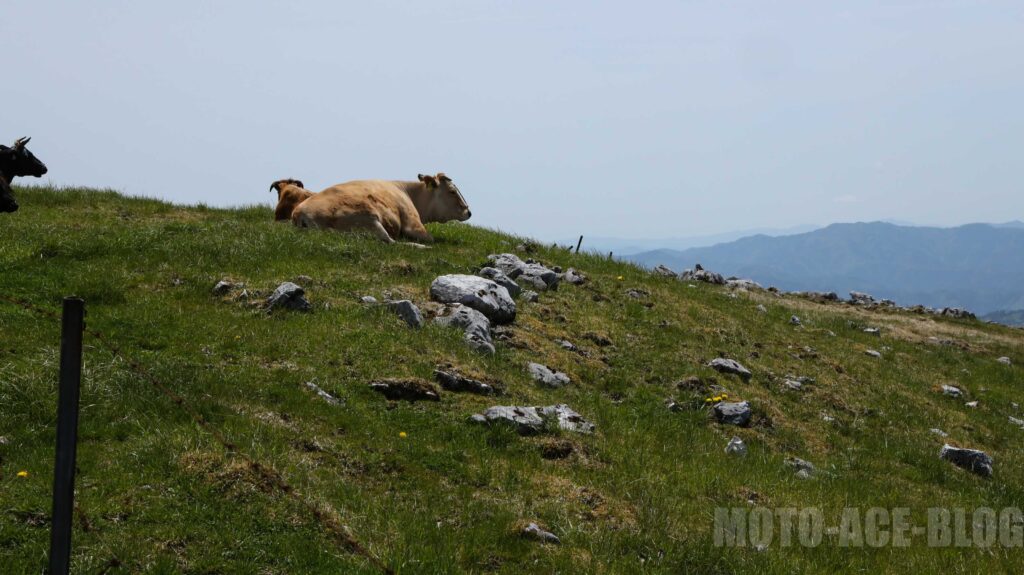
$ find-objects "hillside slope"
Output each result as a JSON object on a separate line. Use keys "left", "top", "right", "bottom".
{"left": 626, "top": 222, "right": 1024, "bottom": 315}
{"left": 1, "top": 187, "right": 1023, "bottom": 574}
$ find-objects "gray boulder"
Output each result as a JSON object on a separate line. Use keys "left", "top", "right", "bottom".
{"left": 477, "top": 267, "right": 521, "bottom": 297}
{"left": 528, "top": 362, "right": 571, "bottom": 388}
{"left": 785, "top": 457, "right": 815, "bottom": 479}
{"left": 430, "top": 274, "right": 516, "bottom": 324}
{"left": 725, "top": 436, "right": 748, "bottom": 456}
{"left": 487, "top": 253, "right": 528, "bottom": 278}
{"left": 708, "top": 358, "right": 752, "bottom": 381}
{"left": 434, "top": 304, "right": 495, "bottom": 354}
{"left": 522, "top": 523, "right": 560, "bottom": 544}
{"left": 266, "top": 282, "right": 311, "bottom": 311}
{"left": 790, "top": 315, "right": 802, "bottom": 326}
{"left": 997, "top": 356, "right": 1012, "bottom": 366}
{"left": 849, "top": 291, "right": 875, "bottom": 305}
{"left": 726, "top": 278, "right": 761, "bottom": 289}
{"left": 388, "top": 300, "right": 423, "bottom": 328}
{"left": 939, "top": 444, "right": 993, "bottom": 478}
{"left": 522, "top": 290, "right": 540, "bottom": 303}
{"left": 471, "top": 404, "right": 595, "bottom": 435}
{"left": 653, "top": 265, "right": 677, "bottom": 278}
{"left": 941, "top": 385, "right": 963, "bottom": 398}
{"left": 520, "top": 263, "right": 561, "bottom": 291}
{"left": 865, "top": 349, "right": 882, "bottom": 358}
{"left": 434, "top": 370, "right": 496, "bottom": 395}
{"left": 714, "top": 401, "right": 752, "bottom": 427}
{"left": 212, "top": 280, "right": 237, "bottom": 295}
{"left": 562, "top": 268, "right": 587, "bottom": 285}
{"left": 359, "top": 295, "right": 379, "bottom": 304}
{"left": 680, "top": 265, "right": 726, "bottom": 285}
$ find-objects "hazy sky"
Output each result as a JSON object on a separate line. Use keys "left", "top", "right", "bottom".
{"left": 5, "top": 1, "right": 1022, "bottom": 241}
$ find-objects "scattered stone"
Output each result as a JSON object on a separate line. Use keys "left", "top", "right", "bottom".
{"left": 965, "top": 401, "right": 979, "bottom": 408}
{"left": 821, "top": 412, "right": 836, "bottom": 423}
{"left": 790, "top": 315, "right": 802, "bottom": 326}
{"left": 941, "top": 385, "right": 963, "bottom": 399}
{"left": 212, "top": 280, "right": 236, "bottom": 295}
{"left": 726, "top": 278, "right": 761, "bottom": 289}
{"left": 369, "top": 378, "right": 440, "bottom": 402}
{"left": 756, "top": 304, "right": 768, "bottom": 313}
{"left": 556, "top": 339, "right": 578, "bottom": 352}
{"left": 652, "top": 264, "right": 677, "bottom": 278}
{"left": 785, "top": 457, "right": 815, "bottom": 479}
{"left": 939, "top": 444, "right": 993, "bottom": 478}
{"left": 434, "top": 304, "right": 495, "bottom": 354}
{"left": 266, "top": 282, "right": 311, "bottom": 311}
{"left": 1008, "top": 416, "right": 1024, "bottom": 429}
{"left": 562, "top": 268, "right": 587, "bottom": 285}
{"left": 997, "top": 357, "right": 1012, "bottom": 366}
{"left": 849, "top": 291, "right": 876, "bottom": 305}
{"left": 430, "top": 274, "right": 516, "bottom": 324}
{"left": 626, "top": 288, "right": 649, "bottom": 299}
{"left": 713, "top": 401, "right": 752, "bottom": 427}
{"left": 679, "top": 264, "right": 725, "bottom": 285}
{"left": 360, "top": 295, "right": 378, "bottom": 304}
{"left": 940, "top": 307, "right": 976, "bottom": 320}
{"left": 520, "top": 263, "right": 561, "bottom": 291}
{"left": 522, "top": 522, "right": 560, "bottom": 544}
{"left": 471, "top": 404, "right": 595, "bottom": 435}
{"left": 865, "top": 349, "right": 882, "bottom": 358}
{"left": 388, "top": 300, "right": 423, "bottom": 328}
{"left": 527, "top": 362, "right": 571, "bottom": 388}
{"left": 477, "top": 267, "right": 521, "bottom": 297}
{"left": 783, "top": 379, "right": 804, "bottom": 392}
{"left": 708, "top": 358, "right": 752, "bottom": 381}
{"left": 725, "top": 436, "right": 747, "bottom": 456}
{"left": 930, "top": 428, "right": 948, "bottom": 438}
{"left": 488, "top": 253, "right": 528, "bottom": 277}
{"left": 864, "top": 327, "right": 881, "bottom": 336}
{"left": 304, "top": 381, "right": 341, "bottom": 405}
{"left": 294, "top": 274, "right": 313, "bottom": 285}
{"left": 584, "top": 332, "right": 613, "bottom": 347}
{"left": 522, "top": 290, "right": 540, "bottom": 303}
{"left": 433, "top": 370, "right": 496, "bottom": 395}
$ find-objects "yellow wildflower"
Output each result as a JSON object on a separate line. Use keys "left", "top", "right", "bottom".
{"left": 16, "top": 470, "right": 29, "bottom": 478}
{"left": 616, "top": 276, "right": 624, "bottom": 281}
{"left": 399, "top": 432, "right": 408, "bottom": 439}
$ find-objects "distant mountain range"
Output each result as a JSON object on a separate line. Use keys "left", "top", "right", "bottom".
{"left": 565, "top": 225, "right": 821, "bottom": 256}
{"left": 624, "top": 221, "right": 1024, "bottom": 316}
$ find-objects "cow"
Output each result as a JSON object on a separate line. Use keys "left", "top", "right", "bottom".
{"left": 269, "top": 178, "right": 314, "bottom": 221}
{"left": 0, "top": 137, "right": 48, "bottom": 213}
{"left": 290, "top": 173, "right": 471, "bottom": 244}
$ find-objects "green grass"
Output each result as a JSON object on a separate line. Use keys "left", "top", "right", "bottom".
{"left": 1, "top": 185, "right": 1022, "bottom": 573}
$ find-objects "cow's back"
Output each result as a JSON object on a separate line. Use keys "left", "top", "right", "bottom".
{"left": 292, "top": 180, "right": 415, "bottom": 237}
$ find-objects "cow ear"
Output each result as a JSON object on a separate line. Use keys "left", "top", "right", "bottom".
{"left": 294, "top": 180, "right": 304, "bottom": 189}
{"left": 436, "top": 172, "right": 451, "bottom": 183}
{"left": 418, "top": 174, "right": 437, "bottom": 187}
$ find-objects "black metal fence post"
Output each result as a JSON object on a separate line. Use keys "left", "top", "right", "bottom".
{"left": 49, "top": 297, "right": 85, "bottom": 575}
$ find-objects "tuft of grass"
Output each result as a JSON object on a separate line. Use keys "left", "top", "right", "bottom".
{"left": 1, "top": 185, "right": 1022, "bottom": 573}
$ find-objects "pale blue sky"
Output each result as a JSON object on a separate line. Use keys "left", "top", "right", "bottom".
{"left": 4, "top": 1, "right": 1022, "bottom": 240}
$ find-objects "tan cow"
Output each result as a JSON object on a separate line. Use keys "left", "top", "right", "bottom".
{"left": 269, "top": 178, "right": 314, "bottom": 221}
{"left": 290, "top": 173, "right": 471, "bottom": 244}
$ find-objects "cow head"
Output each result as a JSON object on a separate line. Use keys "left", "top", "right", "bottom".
{"left": 269, "top": 178, "right": 305, "bottom": 199}
{"left": 417, "top": 172, "right": 471, "bottom": 222}
{"left": 0, "top": 137, "right": 48, "bottom": 213}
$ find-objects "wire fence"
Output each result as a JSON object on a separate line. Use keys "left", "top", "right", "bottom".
{"left": 0, "top": 294, "right": 391, "bottom": 574}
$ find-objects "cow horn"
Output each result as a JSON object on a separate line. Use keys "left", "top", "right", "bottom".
{"left": 14, "top": 137, "right": 29, "bottom": 148}
{"left": 269, "top": 182, "right": 277, "bottom": 192}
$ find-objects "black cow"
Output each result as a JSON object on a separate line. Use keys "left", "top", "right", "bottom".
{"left": 1, "top": 137, "right": 48, "bottom": 213}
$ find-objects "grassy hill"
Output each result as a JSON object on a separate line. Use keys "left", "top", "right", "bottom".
{"left": 1, "top": 186, "right": 1023, "bottom": 574}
